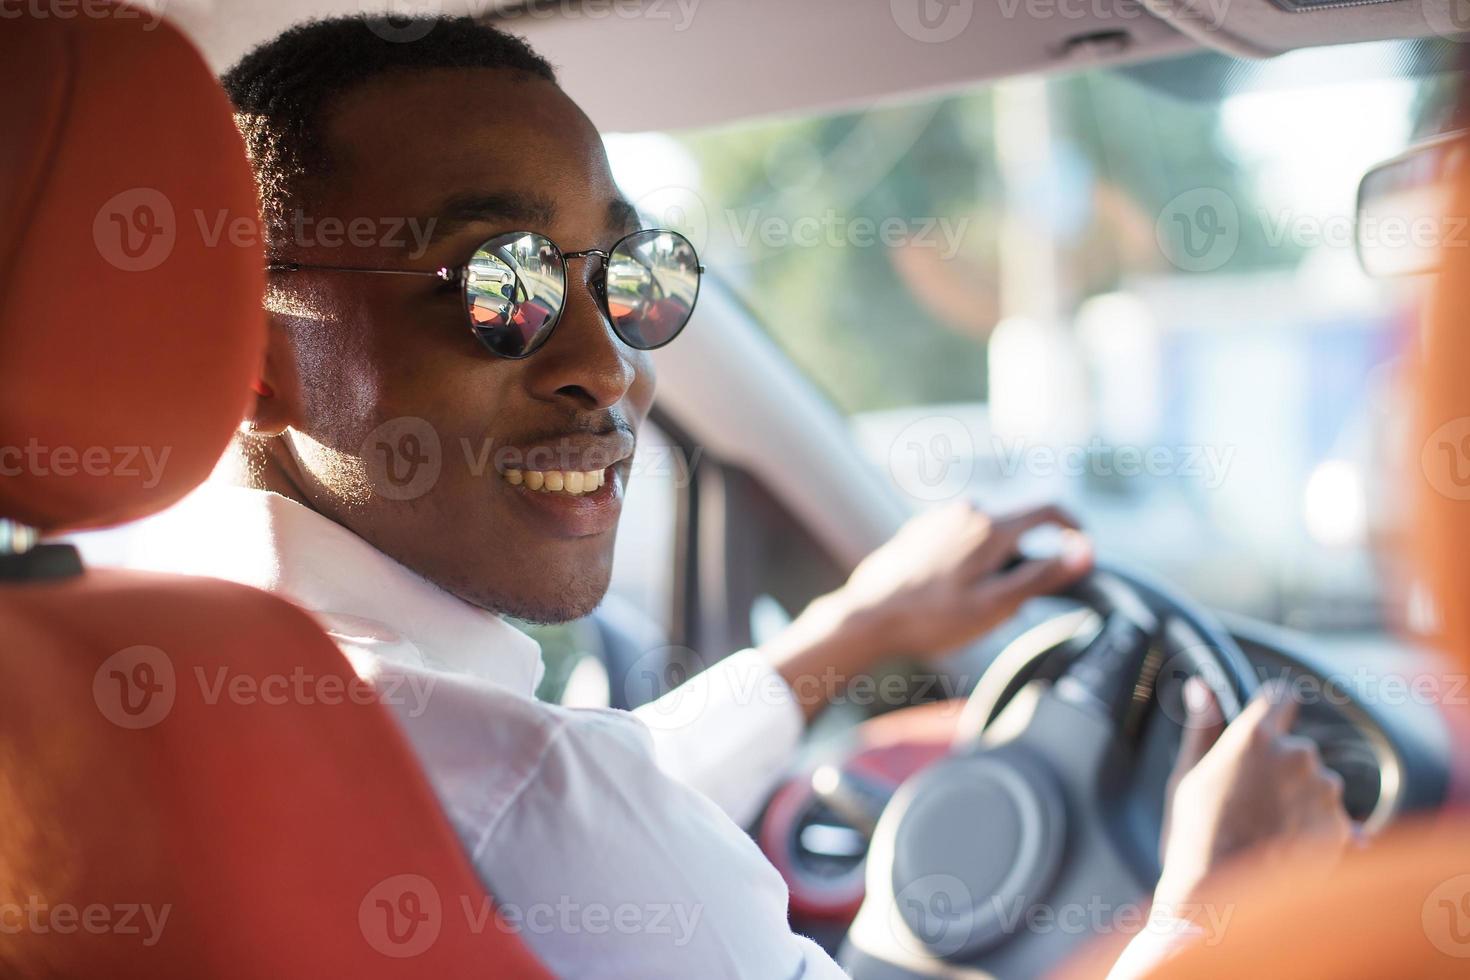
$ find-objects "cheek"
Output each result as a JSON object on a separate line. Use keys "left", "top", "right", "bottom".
{"left": 285, "top": 306, "right": 385, "bottom": 453}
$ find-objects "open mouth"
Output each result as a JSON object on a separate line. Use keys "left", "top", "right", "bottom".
{"left": 500, "top": 468, "right": 608, "bottom": 495}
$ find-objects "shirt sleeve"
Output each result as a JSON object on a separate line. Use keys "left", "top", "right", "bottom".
{"left": 632, "top": 648, "right": 806, "bottom": 827}
{"left": 476, "top": 704, "right": 845, "bottom": 980}
{"left": 1105, "top": 909, "right": 1207, "bottom": 979}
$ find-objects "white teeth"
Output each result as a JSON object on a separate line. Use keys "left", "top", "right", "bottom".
{"left": 502, "top": 468, "right": 608, "bottom": 495}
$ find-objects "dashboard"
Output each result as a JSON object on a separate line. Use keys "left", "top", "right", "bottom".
{"left": 763, "top": 609, "right": 1458, "bottom": 947}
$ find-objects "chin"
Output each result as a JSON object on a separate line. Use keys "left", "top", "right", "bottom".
{"left": 453, "top": 560, "right": 613, "bottom": 625}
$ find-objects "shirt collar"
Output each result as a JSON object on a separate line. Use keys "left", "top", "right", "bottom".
{"left": 76, "top": 484, "right": 545, "bottom": 696}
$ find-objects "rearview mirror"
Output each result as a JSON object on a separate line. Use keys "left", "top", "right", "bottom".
{"left": 1356, "top": 131, "right": 1467, "bottom": 278}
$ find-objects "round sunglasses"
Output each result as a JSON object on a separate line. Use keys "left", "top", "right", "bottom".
{"left": 268, "top": 228, "right": 703, "bottom": 359}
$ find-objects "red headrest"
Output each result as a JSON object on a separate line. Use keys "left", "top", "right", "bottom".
{"left": 0, "top": 3, "right": 265, "bottom": 533}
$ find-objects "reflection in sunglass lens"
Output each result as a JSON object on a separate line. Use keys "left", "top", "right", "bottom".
{"left": 606, "top": 230, "right": 700, "bottom": 350}
{"left": 465, "top": 233, "right": 566, "bottom": 358}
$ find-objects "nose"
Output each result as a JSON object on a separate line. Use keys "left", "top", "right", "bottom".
{"left": 521, "top": 255, "right": 640, "bottom": 411}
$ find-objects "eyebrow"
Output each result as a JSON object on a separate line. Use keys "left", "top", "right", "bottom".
{"left": 607, "top": 198, "right": 640, "bottom": 234}
{"left": 428, "top": 192, "right": 643, "bottom": 243}
{"left": 430, "top": 191, "right": 557, "bottom": 242}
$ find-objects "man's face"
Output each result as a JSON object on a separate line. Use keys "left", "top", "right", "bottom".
{"left": 267, "top": 68, "right": 654, "bottom": 622}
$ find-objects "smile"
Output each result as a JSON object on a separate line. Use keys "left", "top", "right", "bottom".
{"left": 501, "top": 468, "right": 608, "bottom": 495}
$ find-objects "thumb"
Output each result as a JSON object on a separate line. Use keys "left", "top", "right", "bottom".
{"left": 980, "top": 531, "right": 1093, "bottom": 611}
{"left": 1172, "top": 676, "right": 1225, "bottom": 776}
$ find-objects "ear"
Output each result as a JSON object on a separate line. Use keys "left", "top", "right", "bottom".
{"left": 243, "top": 313, "right": 302, "bottom": 438}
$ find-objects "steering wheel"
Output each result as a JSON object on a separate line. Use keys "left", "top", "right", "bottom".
{"left": 838, "top": 562, "right": 1258, "bottom": 979}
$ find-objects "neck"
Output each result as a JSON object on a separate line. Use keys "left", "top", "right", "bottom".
{"left": 230, "top": 433, "right": 314, "bottom": 509}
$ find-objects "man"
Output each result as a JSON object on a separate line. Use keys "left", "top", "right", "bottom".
{"left": 79, "top": 15, "right": 1353, "bottom": 977}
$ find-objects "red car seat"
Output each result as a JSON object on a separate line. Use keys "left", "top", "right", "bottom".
{"left": 0, "top": 6, "right": 549, "bottom": 977}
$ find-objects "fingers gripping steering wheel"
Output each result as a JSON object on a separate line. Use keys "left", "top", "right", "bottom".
{"left": 840, "top": 564, "right": 1257, "bottom": 979}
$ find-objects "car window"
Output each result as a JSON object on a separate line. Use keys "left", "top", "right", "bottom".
{"left": 608, "top": 40, "right": 1459, "bottom": 643}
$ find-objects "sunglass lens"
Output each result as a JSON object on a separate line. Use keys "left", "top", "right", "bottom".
{"left": 606, "top": 230, "right": 700, "bottom": 350}
{"left": 465, "top": 233, "right": 565, "bottom": 358}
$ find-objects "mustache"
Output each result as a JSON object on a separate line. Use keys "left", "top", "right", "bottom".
{"left": 512, "top": 409, "right": 636, "bottom": 446}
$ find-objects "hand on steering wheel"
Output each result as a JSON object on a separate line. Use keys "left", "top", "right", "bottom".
{"left": 841, "top": 564, "right": 1262, "bottom": 977}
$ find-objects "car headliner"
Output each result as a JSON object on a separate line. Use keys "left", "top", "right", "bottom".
{"left": 163, "top": 0, "right": 1463, "bottom": 133}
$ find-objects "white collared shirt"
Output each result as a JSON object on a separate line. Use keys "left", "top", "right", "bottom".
{"left": 73, "top": 484, "right": 835, "bottom": 978}
{"left": 72, "top": 484, "right": 1191, "bottom": 978}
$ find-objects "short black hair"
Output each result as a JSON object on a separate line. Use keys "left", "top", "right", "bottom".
{"left": 221, "top": 15, "right": 557, "bottom": 241}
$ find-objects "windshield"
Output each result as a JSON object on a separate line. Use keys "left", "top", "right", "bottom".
{"left": 608, "top": 41, "right": 1460, "bottom": 642}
